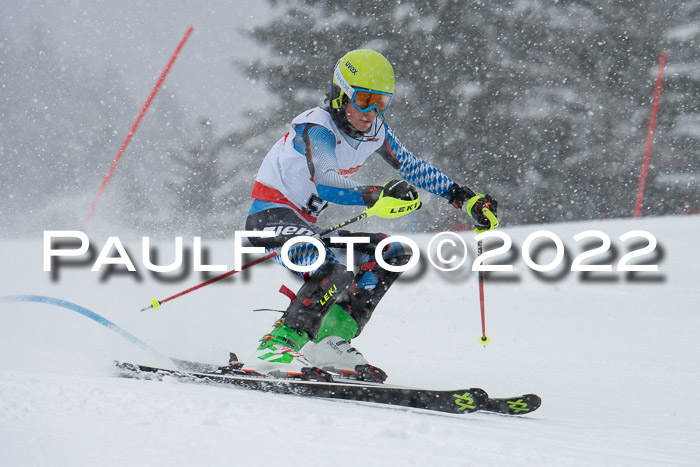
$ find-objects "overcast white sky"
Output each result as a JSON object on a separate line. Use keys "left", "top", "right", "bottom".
{"left": 3, "top": 0, "right": 274, "bottom": 126}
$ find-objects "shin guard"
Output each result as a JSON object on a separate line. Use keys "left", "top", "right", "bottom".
{"left": 283, "top": 262, "right": 354, "bottom": 339}
{"left": 341, "top": 253, "right": 412, "bottom": 335}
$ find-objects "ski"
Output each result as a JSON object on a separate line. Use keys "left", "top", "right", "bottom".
{"left": 115, "top": 361, "right": 540, "bottom": 416}
{"left": 484, "top": 394, "right": 541, "bottom": 415}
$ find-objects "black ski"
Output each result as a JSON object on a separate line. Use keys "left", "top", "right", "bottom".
{"left": 484, "top": 394, "right": 541, "bottom": 415}
{"left": 115, "top": 361, "right": 540, "bottom": 416}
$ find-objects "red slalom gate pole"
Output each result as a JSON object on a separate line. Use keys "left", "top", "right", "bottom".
{"left": 85, "top": 25, "right": 194, "bottom": 221}
{"left": 634, "top": 51, "right": 667, "bottom": 218}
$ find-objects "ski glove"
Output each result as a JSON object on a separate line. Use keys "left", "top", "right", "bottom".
{"left": 362, "top": 180, "right": 418, "bottom": 207}
{"left": 361, "top": 180, "right": 421, "bottom": 219}
{"left": 447, "top": 183, "right": 499, "bottom": 232}
{"left": 466, "top": 193, "right": 499, "bottom": 232}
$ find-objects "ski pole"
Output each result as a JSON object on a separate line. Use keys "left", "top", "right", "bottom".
{"left": 474, "top": 207, "right": 497, "bottom": 346}
{"left": 140, "top": 209, "right": 375, "bottom": 312}
{"left": 141, "top": 251, "right": 277, "bottom": 311}
{"left": 317, "top": 210, "right": 370, "bottom": 236}
{"left": 477, "top": 237, "right": 490, "bottom": 346}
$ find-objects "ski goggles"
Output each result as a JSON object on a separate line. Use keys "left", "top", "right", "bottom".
{"left": 349, "top": 88, "right": 393, "bottom": 115}
{"left": 333, "top": 65, "right": 393, "bottom": 115}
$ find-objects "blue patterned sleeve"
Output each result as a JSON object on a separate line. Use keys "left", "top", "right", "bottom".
{"left": 377, "top": 123, "right": 455, "bottom": 199}
{"left": 293, "top": 123, "right": 366, "bottom": 205}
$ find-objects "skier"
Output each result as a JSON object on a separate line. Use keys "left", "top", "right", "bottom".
{"left": 240, "top": 49, "right": 498, "bottom": 381}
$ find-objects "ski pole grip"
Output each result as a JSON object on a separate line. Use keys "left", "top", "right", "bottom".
{"left": 474, "top": 208, "right": 499, "bottom": 233}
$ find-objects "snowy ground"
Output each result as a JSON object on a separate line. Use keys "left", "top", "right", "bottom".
{"left": 1, "top": 215, "right": 699, "bottom": 466}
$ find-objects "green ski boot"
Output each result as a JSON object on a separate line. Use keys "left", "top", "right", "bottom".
{"left": 244, "top": 318, "right": 327, "bottom": 380}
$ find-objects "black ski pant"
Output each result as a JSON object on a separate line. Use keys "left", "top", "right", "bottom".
{"left": 245, "top": 207, "right": 411, "bottom": 337}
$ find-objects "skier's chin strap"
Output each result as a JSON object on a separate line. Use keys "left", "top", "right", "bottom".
{"left": 328, "top": 105, "right": 386, "bottom": 142}
{"left": 352, "top": 114, "right": 386, "bottom": 142}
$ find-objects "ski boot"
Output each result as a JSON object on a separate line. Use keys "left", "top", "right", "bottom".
{"left": 245, "top": 262, "right": 356, "bottom": 381}
{"left": 301, "top": 304, "right": 387, "bottom": 383}
{"left": 243, "top": 318, "right": 331, "bottom": 381}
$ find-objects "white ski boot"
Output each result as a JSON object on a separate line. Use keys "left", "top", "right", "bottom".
{"left": 301, "top": 305, "right": 387, "bottom": 382}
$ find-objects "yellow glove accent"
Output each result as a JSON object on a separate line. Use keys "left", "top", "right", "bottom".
{"left": 466, "top": 194, "right": 499, "bottom": 233}
{"left": 474, "top": 208, "right": 499, "bottom": 233}
{"left": 365, "top": 189, "right": 421, "bottom": 219}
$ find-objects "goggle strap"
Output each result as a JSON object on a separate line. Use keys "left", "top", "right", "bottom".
{"left": 330, "top": 83, "right": 344, "bottom": 110}
{"left": 333, "top": 64, "right": 355, "bottom": 99}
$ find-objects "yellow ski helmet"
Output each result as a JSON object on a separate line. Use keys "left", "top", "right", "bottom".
{"left": 331, "top": 49, "right": 395, "bottom": 114}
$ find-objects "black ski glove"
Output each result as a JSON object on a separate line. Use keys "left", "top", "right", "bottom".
{"left": 467, "top": 194, "right": 499, "bottom": 231}
{"left": 361, "top": 180, "right": 419, "bottom": 208}
{"left": 446, "top": 183, "right": 499, "bottom": 231}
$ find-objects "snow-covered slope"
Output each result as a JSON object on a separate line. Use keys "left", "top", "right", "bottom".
{"left": 1, "top": 216, "right": 699, "bottom": 466}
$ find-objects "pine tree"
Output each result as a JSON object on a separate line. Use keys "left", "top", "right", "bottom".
{"left": 241, "top": 0, "right": 698, "bottom": 227}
